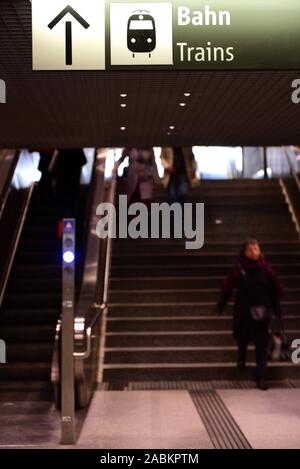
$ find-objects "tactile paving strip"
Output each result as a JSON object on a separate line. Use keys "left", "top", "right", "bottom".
{"left": 124, "top": 380, "right": 299, "bottom": 391}
{"left": 190, "top": 390, "right": 252, "bottom": 449}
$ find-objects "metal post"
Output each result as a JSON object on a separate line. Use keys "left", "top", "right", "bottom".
{"left": 61, "top": 218, "right": 76, "bottom": 444}
{"left": 263, "top": 146, "right": 268, "bottom": 179}
{"left": 241, "top": 146, "right": 245, "bottom": 179}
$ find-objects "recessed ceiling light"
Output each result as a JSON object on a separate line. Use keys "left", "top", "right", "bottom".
{"left": 120, "top": 104, "right": 127, "bottom": 108}
{"left": 169, "top": 125, "right": 175, "bottom": 130}
{"left": 120, "top": 93, "right": 127, "bottom": 98}
{"left": 184, "top": 93, "right": 191, "bottom": 97}
{"left": 120, "top": 126, "right": 126, "bottom": 131}
{"left": 179, "top": 102, "right": 187, "bottom": 107}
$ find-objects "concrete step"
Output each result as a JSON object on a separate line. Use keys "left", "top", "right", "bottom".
{"left": 114, "top": 221, "right": 295, "bottom": 232}
{"left": 108, "top": 302, "right": 300, "bottom": 317}
{"left": 105, "top": 346, "right": 257, "bottom": 364}
{"left": 199, "top": 193, "right": 282, "bottom": 200}
{"left": 111, "top": 264, "right": 300, "bottom": 277}
{"left": 205, "top": 204, "right": 289, "bottom": 213}
{"left": 108, "top": 288, "right": 300, "bottom": 303}
{"left": 106, "top": 316, "right": 300, "bottom": 333}
{"left": 111, "top": 253, "right": 300, "bottom": 266}
{"left": 113, "top": 243, "right": 300, "bottom": 255}
{"left": 113, "top": 240, "right": 300, "bottom": 251}
{"left": 193, "top": 179, "right": 280, "bottom": 187}
{"left": 105, "top": 330, "right": 299, "bottom": 348}
{"left": 103, "top": 362, "right": 300, "bottom": 382}
{"left": 123, "top": 180, "right": 280, "bottom": 193}
{"left": 110, "top": 275, "right": 300, "bottom": 290}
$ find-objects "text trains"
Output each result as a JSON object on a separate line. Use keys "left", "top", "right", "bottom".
{"left": 177, "top": 42, "right": 234, "bottom": 63}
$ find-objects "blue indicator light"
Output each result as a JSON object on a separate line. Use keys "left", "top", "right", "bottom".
{"left": 63, "top": 251, "right": 75, "bottom": 263}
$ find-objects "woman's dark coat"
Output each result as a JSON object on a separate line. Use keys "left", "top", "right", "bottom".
{"left": 216, "top": 256, "right": 284, "bottom": 342}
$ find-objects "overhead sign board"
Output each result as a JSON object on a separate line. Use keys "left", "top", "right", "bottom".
{"left": 32, "top": 0, "right": 300, "bottom": 70}
{"left": 110, "top": 2, "right": 173, "bottom": 66}
{"left": 32, "top": 0, "right": 105, "bottom": 70}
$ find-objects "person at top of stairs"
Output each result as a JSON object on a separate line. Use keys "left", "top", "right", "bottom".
{"left": 215, "top": 238, "right": 284, "bottom": 391}
{"left": 113, "top": 147, "right": 161, "bottom": 207}
{"left": 160, "top": 147, "right": 198, "bottom": 206}
{"left": 53, "top": 148, "right": 87, "bottom": 218}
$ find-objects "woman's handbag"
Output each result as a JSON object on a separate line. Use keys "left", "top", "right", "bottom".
{"left": 268, "top": 332, "right": 291, "bottom": 361}
{"left": 268, "top": 315, "right": 291, "bottom": 361}
{"left": 250, "top": 305, "right": 272, "bottom": 322}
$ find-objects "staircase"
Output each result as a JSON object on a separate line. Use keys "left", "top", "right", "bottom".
{"left": 103, "top": 179, "right": 300, "bottom": 382}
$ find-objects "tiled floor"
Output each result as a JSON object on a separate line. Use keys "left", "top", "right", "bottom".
{"left": 77, "top": 391, "right": 213, "bottom": 449}
{"left": 1, "top": 386, "right": 300, "bottom": 449}
{"left": 218, "top": 388, "right": 300, "bottom": 449}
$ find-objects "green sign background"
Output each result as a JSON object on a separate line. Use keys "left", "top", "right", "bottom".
{"left": 173, "top": 0, "right": 300, "bottom": 69}
{"left": 107, "top": 0, "right": 300, "bottom": 70}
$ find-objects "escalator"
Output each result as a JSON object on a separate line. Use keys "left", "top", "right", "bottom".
{"left": 0, "top": 192, "right": 61, "bottom": 398}
{"left": 0, "top": 193, "right": 89, "bottom": 391}
{"left": 0, "top": 154, "right": 90, "bottom": 405}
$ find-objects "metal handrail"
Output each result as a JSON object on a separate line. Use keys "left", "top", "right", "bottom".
{"left": 73, "top": 174, "right": 117, "bottom": 359}
{"left": 102, "top": 175, "right": 117, "bottom": 308}
{"left": 0, "top": 150, "right": 19, "bottom": 222}
{"left": 279, "top": 178, "right": 300, "bottom": 238}
{"left": 282, "top": 146, "right": 300, "bottom": 192}
{"left": 73, "top": 326, "right": 92, "bottom": 359}
{"left": 0, "top": 183, "right": 35, "bottom": 308}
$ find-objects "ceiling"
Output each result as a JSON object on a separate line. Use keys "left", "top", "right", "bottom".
{"left": 1, "top": 0, "right": 300, "bottom": 148}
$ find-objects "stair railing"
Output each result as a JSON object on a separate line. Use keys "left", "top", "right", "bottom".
{"left": 279, "top": 146, "right": 300, "bottom": 240}
{"left": 279, "top": 178, "right": 300, "bottom": 238}
{"left": 282, "top": 146, "right": 300, "bottom": 192}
